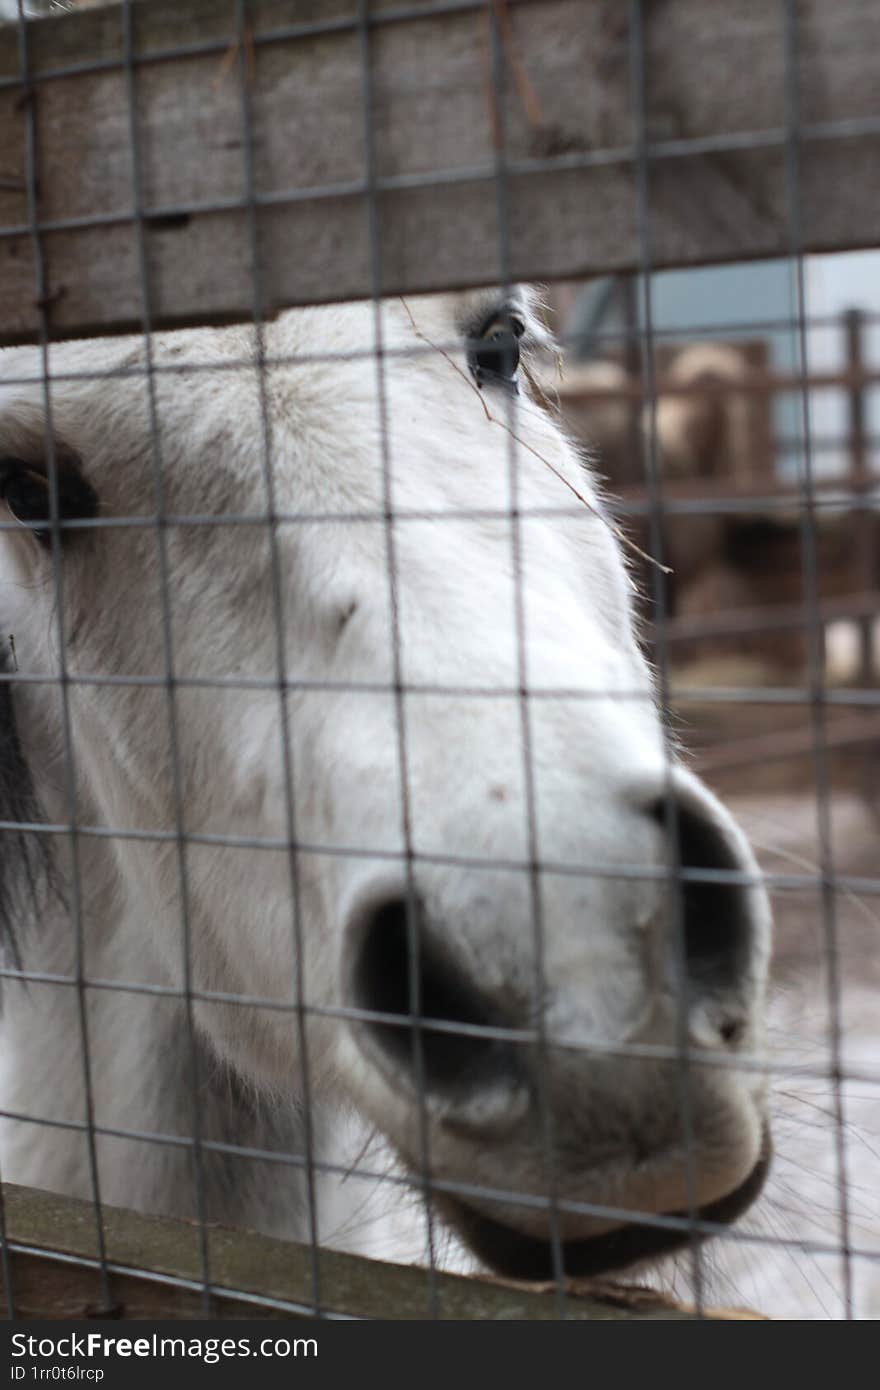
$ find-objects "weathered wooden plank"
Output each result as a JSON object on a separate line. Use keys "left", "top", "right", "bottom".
{"left": 0, "top": 0, "right": 878, "bottom": 344}
{"left": 0, "top": 1182, "right": 765, "bottom": 1319}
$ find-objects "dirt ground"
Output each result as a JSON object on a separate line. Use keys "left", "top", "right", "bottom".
{"left": 658, "top": 789, "right": 880, "bottom": 1319}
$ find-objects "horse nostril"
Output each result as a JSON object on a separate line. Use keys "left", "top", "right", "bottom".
{"left": 349, "top": 896, "right": 514, "bottom": 1092}
{"left": 653, "top": 798, "right": 753, "bottom": 997}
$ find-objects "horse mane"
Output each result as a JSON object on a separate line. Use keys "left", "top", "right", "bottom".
{"left": 0, "top": 638, "right": 52, "bottom": 969}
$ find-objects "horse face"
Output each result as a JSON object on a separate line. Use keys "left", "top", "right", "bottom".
{"left": 0, "top": 290, "right": 771, "bottom": 1277}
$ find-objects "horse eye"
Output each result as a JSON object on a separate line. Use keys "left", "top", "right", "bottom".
{"left": 468, "top": 312, "right": 525, "bottom": 391}
{"left": 0, "top": 457, "right": 97, "bottom": 547}
{"left": 2, "top": 470, "right": 48, "bottom": 530}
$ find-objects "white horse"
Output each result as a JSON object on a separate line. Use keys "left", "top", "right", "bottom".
{"left": 0, "top": 289, "right": 771, "bottom": 1282}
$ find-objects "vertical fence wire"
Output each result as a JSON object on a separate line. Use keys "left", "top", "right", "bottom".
{"left": 0, "top": 1167, "right": 14, "bottom": 1317}
{"left": 627, "top": 0, "right": 706, "bottom": 1315}
{"left": 11, "top": 0, "right": 113, "bottom": 1318}
{"left": 780, "top": 0, "right": 853, "bottom": 1319}
{"left": 356, "top": 0, "right": 441, "bottom": 1317}
{"left": 118, "top": 0, "right": 214, "bottom": 1317}
{"left": 232, "top": 0, "right": 324, "bottom": 1317}
{"left": 485, "top": 0, "right": 567, "bottom": 1318}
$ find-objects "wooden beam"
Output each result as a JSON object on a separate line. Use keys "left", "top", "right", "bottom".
{"left": 691, "top": 711, "right": 880, "bottom": 774}
{"left": 556, "top": 367, "right": 880, "bottom": 404}
{"left": 0, "top": 1182, "right": 763, "bottom": 1319}
{"left": 0, "top": 0, "right": 878, "bottom": 343}
{"left": 658, "top": 590, "right": 880, "bottom": 644}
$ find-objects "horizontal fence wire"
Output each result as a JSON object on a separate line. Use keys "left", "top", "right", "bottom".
{"left": 0, "top": 121, "right": 877, "bottom": 234}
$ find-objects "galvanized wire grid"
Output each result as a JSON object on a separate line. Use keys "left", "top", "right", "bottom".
{"left": 0, "top": 0, "right": 876, "bottom": 1320}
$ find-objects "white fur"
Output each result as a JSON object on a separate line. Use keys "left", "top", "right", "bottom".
{"left": 0, "top": 291, "right": 771, "bottom": 1271}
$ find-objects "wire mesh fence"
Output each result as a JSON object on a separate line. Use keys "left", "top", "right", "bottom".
{"left": 0, "top": 0, "right": 877, "bottom": 1321}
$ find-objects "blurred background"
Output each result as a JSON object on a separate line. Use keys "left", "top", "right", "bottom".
{"left": 541, "top": 252, "right": 880, "bottom": 1318}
